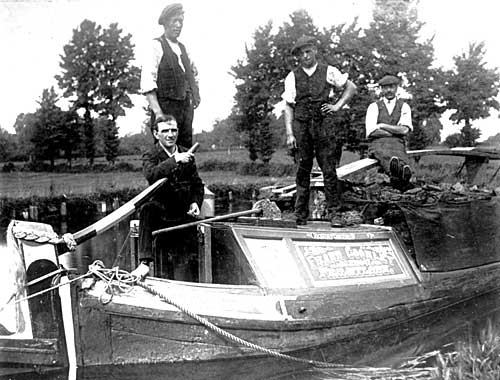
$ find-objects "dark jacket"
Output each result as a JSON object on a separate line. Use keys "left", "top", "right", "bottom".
{"left": 142, "top": 143, "right": 204, "bottom": 220}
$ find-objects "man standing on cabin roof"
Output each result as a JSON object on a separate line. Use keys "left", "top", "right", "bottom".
{"left": 282, "top": 36, "right": 357, "bottom": 228}
{"left": 140, "top": 3, "right": 200, "bottom": 148}
{"left": 133, "top": 115, "right": 204, "bottom": 281}
{"left": 365, "top": 75, "right": 413, "bottom": 187}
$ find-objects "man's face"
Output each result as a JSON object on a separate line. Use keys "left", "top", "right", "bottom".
{"left": 381, "top": 84, "right": 398, "bottom": 100}
{"left": 297, "top": 45, "right": 317, "bottom": 69}
{"left": 154, "top": 120, "right": 178, "bottom": 148}
{"left": 163, "top": 13, "right": 184, "bottom": 41}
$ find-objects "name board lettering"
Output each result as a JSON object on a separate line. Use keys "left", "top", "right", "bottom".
{"left": 298, "top": 242, "right": 403, "bottom": 282}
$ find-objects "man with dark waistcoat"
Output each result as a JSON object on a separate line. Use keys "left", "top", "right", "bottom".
{"left": 283, "top": 36, "right": 357, "bottom": 227}
{"left": 140, "top": 3, "right": 200, "bottom": 148}
{"left": 365, "top": 75, "right": 413, "bottom": 186}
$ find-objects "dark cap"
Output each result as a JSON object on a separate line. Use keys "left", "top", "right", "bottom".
{"left": 158, "top": 3, "right": 183, "bottom": 25}
{"left": 378, "top": 75, "right": 400, "bottom": 86}
{"left": 291, "top": 36, "right": 317, "bottom": 55}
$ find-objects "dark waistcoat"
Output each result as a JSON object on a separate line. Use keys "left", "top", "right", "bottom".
{"left": 376, "top": 99, "right": 405, "bottom": 125}
{"left": 294, "top": 64, "right": 332, "bottom": 121}
{"left": 156, "top": 37, "right": 199, "bottom": 102}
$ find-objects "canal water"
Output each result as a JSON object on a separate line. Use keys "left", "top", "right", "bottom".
{"left": 1, "top": 202, "right": 500, "bottom": 379}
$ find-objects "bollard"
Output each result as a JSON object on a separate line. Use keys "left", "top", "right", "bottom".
{"left": 129, "top": 220, "right": 140, "bottom": 270}
{"left": 29, "top": 205, "right": 38, "bottom": 221}
{"left": 99, "top": 201, "right": 107, "bottom": 214}
{"left": 60, "top": 201, "right": 67, "bottom": 217}
{"left": 112, "top": 197, "right": 120, "bottom": 210}
{"left": 201, "top": 187, "right": 215, "bottom": 218}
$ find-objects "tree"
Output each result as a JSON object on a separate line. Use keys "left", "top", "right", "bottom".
{"left": 30, "top": 87, "right": 67, "bottom": 168}
{"left": 0, "top": 128, "right": 17, "bottom": 162}
{"left": 57, "top": 19, "right": 140, "bottom": 164}
{"left": 442, "top": 42, "right": 500, "bottom": 146}
{"left": 96, "top": 23, "right": 140, "bottom": 164}
{"left": 13, "top": 112, "right": 37, "bottom": 161}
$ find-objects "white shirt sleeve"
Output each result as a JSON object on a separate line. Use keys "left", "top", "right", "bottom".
{"left": 398, "top": 102, "right": 413, "bottom": 130}
{"left": 140, "top": 39, "right": 163, "bottom": 94}
{"left": 365, "top": 102, "right": 379, "bottom": 138}
{"left": 326, "top": 65, "right": 348, "bottom": 88}
{"left": 281, "top": 71, "right": 296, "bottom": 104}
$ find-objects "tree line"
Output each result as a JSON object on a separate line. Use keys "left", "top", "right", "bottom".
{"left": 0, "top": 20, "right": 140, "bottom": 168}
{"left": 0, "top": 0, "right": 499, "bottom": 168}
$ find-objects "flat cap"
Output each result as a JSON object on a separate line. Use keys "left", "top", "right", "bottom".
{"left": 292, "top": 36, "right": 316, "bottom": 55}
{"left": 378, "top": 75, "right": 400, "bottom": 86}
{"left": 158, "top": 3, "right": 183, "bottom": 25}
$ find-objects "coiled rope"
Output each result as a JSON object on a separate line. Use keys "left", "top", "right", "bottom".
{"left": 86, "top": 262, "right": 434, "bottom": 378}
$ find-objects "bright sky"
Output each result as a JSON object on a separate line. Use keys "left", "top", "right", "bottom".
{"left": 1, "top": 0, "right": 499, "bottom": 141}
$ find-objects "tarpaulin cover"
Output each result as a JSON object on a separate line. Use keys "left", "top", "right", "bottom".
{"left": 399, "top": 196, "right": 500, "bottom": 271}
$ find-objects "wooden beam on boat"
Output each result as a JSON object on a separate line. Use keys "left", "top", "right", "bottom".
{"left": 271, "top": 158, "right": 378, "bottom": 198}
{"left": 408, "top": 147, "right": 500, "bottom": 160}
{"left": 0, "top": 338, "right": 60, "bottom": 365}
{"left": 71, "top": 178, "right": 167, "bottom": 247}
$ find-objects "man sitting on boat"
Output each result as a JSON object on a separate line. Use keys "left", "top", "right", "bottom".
{"left": 134, "top": 115, "right": 204, "bottom": 281}
{"left": 365, "top": 75, "right": 413, "bottom": 187}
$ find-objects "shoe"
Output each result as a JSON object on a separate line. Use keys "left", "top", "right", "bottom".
{"left": 401, "top": 165, "right": 412, "bottom": 182}
{"left": 296, "top": 219, "right": 307, "bottom": 226}
{"left": 389, "top": 156, "right": 400, "bottom": 178}
{"left": 330, "top": 215, "right": 345, "bottom": 228}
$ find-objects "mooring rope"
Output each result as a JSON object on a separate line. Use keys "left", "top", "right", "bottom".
{"left": 85, "top": 262, "right": 434, "bottom": 378}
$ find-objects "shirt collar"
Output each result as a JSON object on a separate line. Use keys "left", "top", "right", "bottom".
{"left": 301, "top": 63, "right": 318, "bottom": 76}
{"left": 158, "top": 140, "right": 177, "bottom": 157}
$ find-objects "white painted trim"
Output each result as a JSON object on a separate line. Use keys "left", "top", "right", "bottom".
{"left": 59, "top": 276, "right": 77, "bottom": 371}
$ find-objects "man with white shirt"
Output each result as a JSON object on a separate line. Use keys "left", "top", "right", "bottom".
{"left": 140, "top": 3, "right": 200, "bottom": 148}
{"left": 283, "top": 36, "right": 357, "bottom": 227}
{"left": 136, "top": 115, "right": 204, "bottom": 281}
{"left": 365, "top": 75, "right": 413, "bottom": 185}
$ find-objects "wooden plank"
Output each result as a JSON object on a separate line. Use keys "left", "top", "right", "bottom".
{"left": 0, "top": 338, "right": 59, "bottom": 365}
{"left": 408, "top": 147, "right": 500, "bottom": 159}
{"left": 272, "top": 158, "right": 378, "bottom": 197}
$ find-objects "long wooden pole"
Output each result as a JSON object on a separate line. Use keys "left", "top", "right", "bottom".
{"left": 152, "top": 207, "right": 262, "bottom": 236}
{"left": 72, "top": 178, "right": 167, "bottom": 245}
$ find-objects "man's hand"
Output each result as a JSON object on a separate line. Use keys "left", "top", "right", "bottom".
{"left": 131, "top": 262, "right": 150, "bottom": 281}
{"left": 187, "top": 202, "right": 200, "bottom": 217}
{"left": 174, "top": 152, "right": 194, "bottom": 164}
{"left": 287, "top": 134, "right": 297, "bottom": 149}
{"left": 321, "top": 103, "right": 341, "bottom": 115}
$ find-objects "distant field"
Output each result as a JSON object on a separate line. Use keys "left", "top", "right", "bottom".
{"left": 2, "top": 148, "right": 500, "bottom": 199}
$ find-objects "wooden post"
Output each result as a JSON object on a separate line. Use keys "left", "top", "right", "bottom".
{"left": 198, "top": 224, "right": 212, "bottom": 283}
{"left": 129, "top": 220, "right": 139, "bottom": 270}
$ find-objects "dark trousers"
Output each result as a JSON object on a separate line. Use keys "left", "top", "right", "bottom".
{"left": 293, "top": 117, "right": 341, "bottom": 221}
{"left": 153, "top": 97, "right": 194, "bottom": 148}
{"left": 138, "top": 202, "right": 198, "bottom": 281}
{"left": 368, "top": 136, "right": 411, "bottom": 175}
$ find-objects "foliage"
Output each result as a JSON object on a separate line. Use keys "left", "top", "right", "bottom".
{"left": 194, "top": 116, "right": 245, "bottom": 152}
{"left": 30, "top": 87, "right": 68, "bottom": 168}
{"left": 0, "top": 128, "right": 17, "bottom": 162}
{"left": 57, "top": 19, "right": 140, "bottom": 164}
{"left": 442, "top": 41, "right": 500, "bottom": 146}
{"left": 13, "top": 112, "right": 37, "bottom": 160}
{"left": 119, "top": 131, "right": 151, "bottom": 155}
{"left": 432, "top": 321, "right": 500, "bottom": 380}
